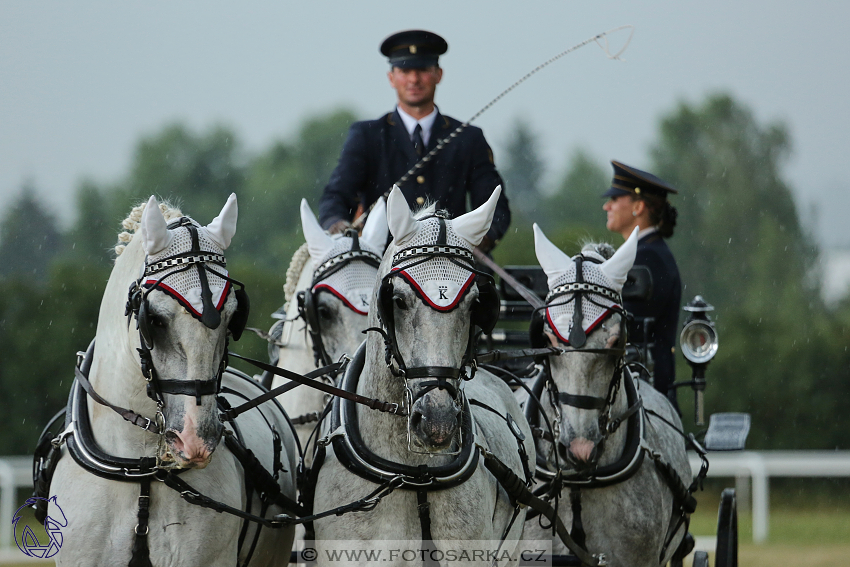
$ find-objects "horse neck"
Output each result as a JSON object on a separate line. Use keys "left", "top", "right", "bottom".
{"left": 276, "top": 256, "right": 317, "bottom": 377}
{"left": 87, "top": 236, "right": 158, "bottom": 455}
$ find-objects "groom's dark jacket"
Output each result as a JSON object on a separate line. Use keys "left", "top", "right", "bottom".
{"left": 318, "top": 109, "right": 510, "bottom": 243}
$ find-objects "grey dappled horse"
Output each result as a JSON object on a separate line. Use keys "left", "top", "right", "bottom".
{"left": 275, "top": 198, "right": 388, "bottom": 461}
{"left": 312, "top": 186, "right": 535, "bottom": 566}
{"left": 49, "top": 196, "right": 296, "bottom": 566}
{"left": 523, "top": 225, "right": 692, "bottom": 567}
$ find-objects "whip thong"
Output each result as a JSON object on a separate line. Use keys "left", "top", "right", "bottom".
{"left": 353, "top": 24, "right": 635, "bottom": 228}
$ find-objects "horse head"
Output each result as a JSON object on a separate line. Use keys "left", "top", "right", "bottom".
{"left": 127, "top": 194, "right": 244, "bottom": 469}
{"left": 298, "top": 198, "right": 388, "bottom": 365}
{"left": 374, "top": 185, "right": 501, "bottom": 452}
{"left": 533, "top": 224, "right": 638, "bottom": 470}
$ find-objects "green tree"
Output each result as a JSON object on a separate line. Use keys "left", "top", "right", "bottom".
{"left": 66, "top": 180, "right": 118, "bottom": 266}
{"left": 650, "top": 94, "right": 845, "bottom": 448}
{"left": 0, "top": 185, "right": 62, "bottom": 282}
{"left": 116, "top": 124, "right": 247, "bottom": 227}
{"left": 501, "top": 118, "right": 545, "bottom": 218}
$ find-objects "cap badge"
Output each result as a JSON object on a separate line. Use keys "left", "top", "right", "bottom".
{"left": 409, "top": 45, "right": 417, "bottom": 54}
{"left": 634, "top": 187, "right": 641, "bottom": 194}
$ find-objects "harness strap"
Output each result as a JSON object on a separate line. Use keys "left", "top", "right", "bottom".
{"left": 471, "top": 248, "right": 545, "bottom": 309}
{"left": 569, "top": 488, "right": 587, "bottom": 551}
{"left": 557, "top": 393, "right": 607, "bottom": 410}
{"left": 415, "top": 467, "right": 440, "bottom": 567}
{"left": 477, "top": 346, "right": 626, "bottom": 365}
{"left": 478, "top": 448, "right": 604, "bottom": 567}
{"left": 128, "top": 478, "right": 153, "bottom": 567}
{"left": 222, "top": 432, "right": 305, "bottom": 517}
{"left": 220, "top": 360, "right": 346, "bottom": 421}
{"left": 228, "top": 352, "right": 405, "bottom": 416}
{"left": 74, "top": 365, "right": 161, "bottom": 435}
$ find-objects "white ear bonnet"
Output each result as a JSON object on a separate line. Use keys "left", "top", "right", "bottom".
{"left": 310, "top": 235, "right": 383, "bottom": 315}
{"left": 391, "top": 216, "right": 476, "bottom": 310}
{"left": 142, "top": 219, "right": 232, "bottom": 319}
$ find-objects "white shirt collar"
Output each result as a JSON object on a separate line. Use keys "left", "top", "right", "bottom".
{"left": 638, "top": 226, "right": 658, "bottom": 239}
{"left": 396, "top": 106, "right": 438, "bottom": 146}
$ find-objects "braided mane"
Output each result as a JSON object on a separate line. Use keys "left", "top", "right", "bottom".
{"left": 114, "top": 200, "right": 183, "bottom": 259}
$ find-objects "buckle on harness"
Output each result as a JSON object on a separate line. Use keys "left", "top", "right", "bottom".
{"left": 51, "top": 423, "right": 75, "bottom": 449}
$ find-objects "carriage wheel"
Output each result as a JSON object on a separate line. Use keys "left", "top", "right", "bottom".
{"left": 692, "top": 550, "right": 709, "bottom": 567}
{"left": 714, "top": 488, "right": 738, "bottom": 567}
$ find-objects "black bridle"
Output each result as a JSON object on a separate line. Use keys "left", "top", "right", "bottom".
{"left": 370, "top": 214, "right": 499, "bottom": 408}
{"left": 125, "top": 217, "right": 249, "bottom": 410}
{"left": 529, "top": 254, "right": 637, "bottom": 472}
{"left": 297, "top": 228, "right": 381, "bottom": 367}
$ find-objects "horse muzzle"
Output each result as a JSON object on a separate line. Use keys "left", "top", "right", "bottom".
{"left": 558, "top": 436, "right": 601, "bottom": 470}
{"left": 159, "top": 412, "right": 223, "bottom": 469}
{"left": 408, "top": 388, "right": 461, "bottom": 450}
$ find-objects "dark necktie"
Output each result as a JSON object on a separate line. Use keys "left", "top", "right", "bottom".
{"left": 412, "top": 123, "right": 424, "bottom": 156}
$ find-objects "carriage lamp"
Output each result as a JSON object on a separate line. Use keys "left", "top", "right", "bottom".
{"left": 680, "top": 296, "right": 718, "bottom": 426}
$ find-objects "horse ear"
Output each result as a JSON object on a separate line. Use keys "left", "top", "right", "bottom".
{"left": 533, "top": 223, "right": 571, "bottom": 288}
{"left": 205, "top": 193, "right": 238, "bottom": 250}
{"left": 452, "top": 185, "right": 501, "bottom": 247}
{"left": 600, "top": 226, "right": 639, "bottom": 292}
{"left": 387, "top": 186, "right": 418, "bottom": 245}
{"left": 300, "top": 199, "right": 335, "bottom": 260}
{"left": 362, "top": 197, "right": 389, "bottom": 251}
{"left": 140, "top": 195, "right": 172, "bottom": 255}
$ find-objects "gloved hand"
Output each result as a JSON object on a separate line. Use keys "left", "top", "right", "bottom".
{"left": 327, "top": 219, "right": 353, "bottom": 234}
{"left": 475, "top": 235, "right": 496, "bottom": 255}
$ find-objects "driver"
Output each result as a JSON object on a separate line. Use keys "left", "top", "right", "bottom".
{"left": 317, "top": 29, "right": 510, "bottom": 254}
{"left": 602, "top": 160, "right": 682, "bottom": 410}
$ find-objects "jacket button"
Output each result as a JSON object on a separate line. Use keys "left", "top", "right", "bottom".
{"left": 416, "top": 175, "right": 425, "bottom": 184}
{"left": 416, "top": 197, "right": 425, "bottom": 205}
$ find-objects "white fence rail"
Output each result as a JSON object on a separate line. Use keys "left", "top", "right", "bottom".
{"left": 3, "top": 452, "right": 850, "bottom": 548}
{"left": 689, "top": 450, "right": 850, "bottom": 543}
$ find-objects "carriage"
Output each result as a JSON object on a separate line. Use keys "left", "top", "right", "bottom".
{"left": 29, "top": 191, "right": 749, "bottom": 567}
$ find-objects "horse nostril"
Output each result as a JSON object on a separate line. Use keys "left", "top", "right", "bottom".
{"left": 409, "top": 410, "right": 423, "bottom": 430}
{"left": 165, "top": 429, "right": 183, "bottom": 452}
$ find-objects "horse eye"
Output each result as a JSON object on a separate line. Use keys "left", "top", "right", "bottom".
{"left": 393, "top": 296, "right": 408, "bottom": 310}
{"left": 317, "top": 305, "right": 333, "bottom": 321}
{"left": 149, "top": 315, "right": 166, "bottom": 328}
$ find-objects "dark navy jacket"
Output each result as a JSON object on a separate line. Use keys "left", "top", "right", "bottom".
{"left": 625, "top": 232, "right": 682, "bottom": 400}
{"left": 318, "top": 109, "right": 510, "bottom": 242}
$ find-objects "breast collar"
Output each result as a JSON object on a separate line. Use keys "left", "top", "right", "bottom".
{"left": 321, "top": 341, "right": 480, "bottom": 489}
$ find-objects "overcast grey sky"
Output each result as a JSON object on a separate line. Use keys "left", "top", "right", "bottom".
{"left": 2, "top": 1, "right": 848, "bottom": 246}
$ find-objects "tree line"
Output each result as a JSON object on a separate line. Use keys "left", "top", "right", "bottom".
{"left": 1, "top": 94, "right": 848, "bottom": 455}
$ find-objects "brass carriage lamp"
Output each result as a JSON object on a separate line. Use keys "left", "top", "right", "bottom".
{"left": 680, "top": 296, "right": 718, "bottom": 426}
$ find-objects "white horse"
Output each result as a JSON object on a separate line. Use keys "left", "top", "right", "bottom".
{"left": 522, "top": 225, "right": 693, "bottom": 567}
{"left": 274, "top": 199, "right": 388, "bottom": 459}
{"left": 312, "top": 187, "right": 535, "bottom": 565}
{"left": 49, "top": 195, "right": 296, "bottom": 566}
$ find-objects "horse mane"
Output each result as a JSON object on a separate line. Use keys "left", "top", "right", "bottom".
{"left": 284, "top": 243, "right": 311, "bottom": 303}
{"left": 412, "top": 200, "right": 438, "bottom": 220}
{"left": 580, "top": 240, "right": 616, "bottom": 261}
{"left": 114, "top": 199, "right": 183, "bottom": 259}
